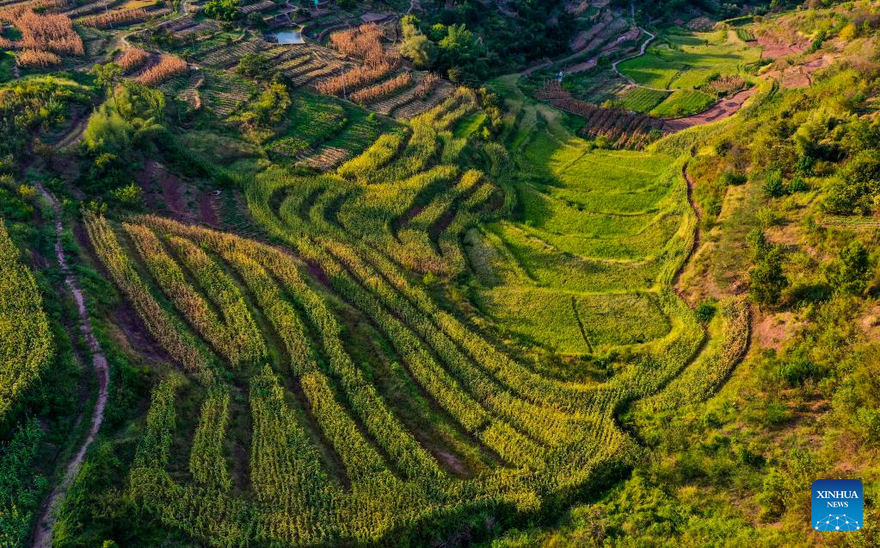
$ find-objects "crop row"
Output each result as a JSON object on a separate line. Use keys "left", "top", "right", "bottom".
{"left": 138, "top": 215, "right": 447, "bottom": 482}
{"left": 125, "top": 223, "right": 265, "bottom": 367}
{"left": 316, "top": 60, "right": 398, "bottom": 97}
{"left": 189, "top": 385, "right": 233, "bottom": 491}
{"left": 135, "top": 54, "right": 188, "bottom": 87}
{"left": 117, "top": 46, "right": 150, "bottom": 72}
{"left": 349, "top": 72, "right": 412, "bottom": 105}
{"left": 0, "top": 220, "right": 52, "bottom": 422}
{"left": 84, "top": 213, "right": 212, "bottom": 379}
{"left": 80, "top": 7, "right": 148, "bottom": 28}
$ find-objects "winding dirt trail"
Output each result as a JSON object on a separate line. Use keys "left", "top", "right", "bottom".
{"left": 610, "top": 27, "right": 657, "bottom": 86}
{"left": 673, "top": 161, "right": 701, "bottom": 305}
{"left": 32, "top": 185, "right": 110, "bottom": 548}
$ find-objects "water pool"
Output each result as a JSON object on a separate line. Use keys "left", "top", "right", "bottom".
{"left": 275, "top": 29, "right": 304, "bottom": 44}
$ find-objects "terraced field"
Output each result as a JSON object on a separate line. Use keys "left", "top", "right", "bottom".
{"left": 618, "top": 28, "right": 761, "bottom": 92}
{"left": 5, "top": 1, "right": 879, "bottom": 545}
{"left": 472, "top": 84, "right": 694, "bottom": 355}
{"left": 74, "top": 70, "right": 752, "bottom": 545}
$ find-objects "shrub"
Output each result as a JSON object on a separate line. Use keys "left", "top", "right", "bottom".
{"left": 204, "top": 0, "right": 240, "bottom": 20}
{"left": 750, "top": 246, "right": 787, "bottom": 306}
{"left": 778, "top": 358, "right": 819, "bottom": 386}
{"left": 762, "top": 401, "right": 792, "bottom": 427}
{"left": 762, "top": 169, "right": 787, "bottom": 197}
{"left": 695, "top": 300, "right": 717, "bottom": 323}
{"left": 822, "top": 150, "right": 880, "bottom": 214}
{"left": 719, "top": 171, "right": 746, "bottom": 186}
{"left": 236, "top": 52, "right": 269, "bottom": 79}
{"left": 824, "top": 240, "right": 871, "bottom": 295}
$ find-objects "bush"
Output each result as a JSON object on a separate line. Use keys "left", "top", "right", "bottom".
{"left": 762, "top": 401, "right": 792, "bottom": 428}
{"left": 236, "top": 53, "right": 269, "bottom": 79}
{"left": 778, "top": 358, "right": 819, "bottom": 386}
{"left": 719, "top": 171, "right": 746, "bottom": 186}
{"left": 750, "top": 246, "right": 787, "bottom": 306}
{"left": 695, "top": 300, "right": 717, "bottom": 323}
{"left": 825, "top": 240, "right": 871, "bottom": 295}
{"left": 762, "top": 169, "right": 787, "bottom": 197}
{"left": 204, "top": 0, "right": 240, "bottom": 20}
{"left": 822, "top": 150, "right": 880, "bottom": 214}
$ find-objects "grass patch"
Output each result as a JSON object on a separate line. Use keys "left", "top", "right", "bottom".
{"left": 619, "top": 29, "right": 761, "bottom": 91}
{"left": 0, "top": 52, "right": 14, "bottom": 84}
{"left": 453, "top": 112, "right": 486, "bottom": 138}
{"left": 618, "top": 87, "right": 671, "bottom": 113}
{"left": 476, "top": 287, "right": 671, "bottom": 354}
{"left": 651, "top": 89, "right": 716, "bottom": 118}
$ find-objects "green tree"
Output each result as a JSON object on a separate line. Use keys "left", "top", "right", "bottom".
{"left": 750, "top": 246, "right": 788, "bottom": 306}
{"left": 236, "top": 53, "right": 270, "bottom": 79}
{"left": 204, "top": 0, "right": 240, "bottom": 21}
{"left": 84, "top": 82, "right": 165, "bottom": 155}
{"left": 825, "top": 240, "right": 872, "bottom": 295}
{"left": 91, "top": 62, "right": 123, "bottom": 90}
{"left": 235, "top": 82, "right": 291, "bottom": 129}
{"left": 762, "top": 168, "right": 787, "bottom": 197}
{"left": 401, "top": 33, "right": 437, "bottom": 69}
{"left": 823, "top": 150, "right": 880, "bottom": 214}
{"left": 400, "top": 16, "right": 437, "bottom": 69}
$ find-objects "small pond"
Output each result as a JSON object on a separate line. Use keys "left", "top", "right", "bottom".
{"left": 274, "top": 29, "right": 304, "bottom": 44}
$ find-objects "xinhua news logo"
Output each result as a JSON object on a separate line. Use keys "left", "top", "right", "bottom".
{"left": 811, "top": 479, "right": 863, "bottom": 532}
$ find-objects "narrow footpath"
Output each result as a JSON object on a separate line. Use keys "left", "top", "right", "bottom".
{"left": 32, "top": 184, "right": 110, "bottom": 548}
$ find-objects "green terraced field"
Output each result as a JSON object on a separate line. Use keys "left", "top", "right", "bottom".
{"left": 65, "top": 81, "right": 717, "bottom": 546}
{"left": 650, "top": 89, "right": 717, "bottom": 117}
{"left": 618, "top": 86, "right": 671, "bottom": 112}
{"left": 7, "top": 2, "right": 880, "bottom": 547}
{"left": 468, "top": 87, "right": 693, "bottom": 355}
{"left": 618, "top": 29, "right": 761, "bottom": 91}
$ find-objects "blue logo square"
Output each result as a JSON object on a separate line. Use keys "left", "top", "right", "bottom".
{"left": 811, "top": 479, "right": 863, "bottom": 531}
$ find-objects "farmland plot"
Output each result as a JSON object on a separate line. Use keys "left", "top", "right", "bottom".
{"left": 75, "top": 80, "right": 719, "bottom": 544}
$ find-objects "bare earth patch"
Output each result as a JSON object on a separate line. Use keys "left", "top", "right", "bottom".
{"left": 664, "top": 88, "right": 756, "bottom": 131}
{"left": 757, "top": 32, "right": 807, "bottom": 60}
{"left": 753, "top": 311, "right": 798, "bottom": 351}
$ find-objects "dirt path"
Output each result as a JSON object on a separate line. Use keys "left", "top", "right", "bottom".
{"left": 32, "top": 185, "right": 110, "bottom": 548}
{"left": 55, "top": 116, "right": 89, "bottom": 152}
{"left": 673, "top": 161, "right": 701, "bottom": 305}
{"left": 610, "top": 27, "right": 657, "bottom": 86}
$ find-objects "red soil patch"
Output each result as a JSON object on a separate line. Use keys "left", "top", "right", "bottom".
{"left": 664, "top": 87, "right": 756, "bottom": 131}
{"left": 305, "top": 260, "right": 333, "bottom": 288}
{"left": 757, "top": 33, "right": 807, "bottom": 60}
{"left": 753, "top": 311, "right": 798, "bottom": 351}
{"left": 136, "top": 160, "right": 188, "bottom": 219}
{"left": 198, "top": 190, "right": 220, "bottom": 226}
{"left": 136, "top": 160, "right": 221, "bottom": 227}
